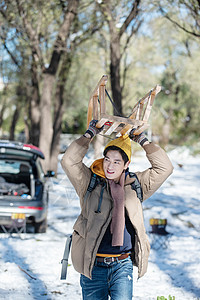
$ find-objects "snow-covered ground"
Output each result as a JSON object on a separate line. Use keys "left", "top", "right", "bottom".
{"left": 0, "top": 144, "right": 200, "bottom": 300}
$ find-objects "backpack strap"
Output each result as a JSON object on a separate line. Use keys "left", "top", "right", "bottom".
{"left": 84, "top": 171, "right": 143, "bottom": 204}
{"left": 129, "top": 172, "right": 143, "bottom": 203}
{"left": 84, "top": 173, "right": 100, "bottom": 203}
{"left": 60, "top": 234, "right": 72, "bottom": 280}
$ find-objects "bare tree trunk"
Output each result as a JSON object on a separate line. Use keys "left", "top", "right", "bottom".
{"left": 99, "top": 0, "right": 141, "bottom": 116}
{"left": 9, "top": 103, "right": 20, "bottom": 141}
{"left": 162, "top": 118, "right": 171, "bottom": 146}
{"left": 50, "top": 52, "right": 73, "bottom": 174}
{"left": 0, "top": 98, "right": 6, "bottom": 128}
{"left": 29, "top": 60, "right": 41, "bottom": 146}
{"left": 29, "top": 99, "right": 40, "bottom": 146}
{"left": 159, "top": 107, "right": 172, "bottom": 147}
{"left": 110, "top": 33, "right": 122, "bottom": 116}
{"left": 24, "top": 116, "right": 29, "bottom": 143}
{"left": 39, "top": 0, "right": 79, "bottom": 172}
{"left": 39, "top": 74, "right": 55, "bottom": 172}
{"left": 50, "top": 83, "right": 64, "bottom": 175}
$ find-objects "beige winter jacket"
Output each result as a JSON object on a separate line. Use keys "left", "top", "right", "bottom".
{"left": 61, "top": 136, "right": 173, "bottom": 279}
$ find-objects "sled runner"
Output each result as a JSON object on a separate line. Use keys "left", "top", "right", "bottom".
{"left": 87, "top": 75, "right": 161, "bottom": 136}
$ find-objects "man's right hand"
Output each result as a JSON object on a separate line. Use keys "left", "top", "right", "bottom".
{"left": 84, "top": 120, "right": 104, "bottom": 138}
{"left": 129, "top": 128, "right": 149, "bottom": 146}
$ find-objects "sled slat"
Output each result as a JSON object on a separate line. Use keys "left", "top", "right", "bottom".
{"left": 93, "top": 95, "right": 98, "bottom": 120}
{"left": 99, "top": 85, "right": 106, "bottom": 115}
{"left": 96, "top": 117, "right": 108, "bottom": 128}
{"left": 119, "top": 124, "right": 133, "bottom": 136}
{"left": 104, "top": 122, "right": 121, "bottom": 135}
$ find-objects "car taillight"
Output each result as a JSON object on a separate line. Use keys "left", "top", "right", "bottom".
{"left": 18, "top": 206, "right": 44, "bottom": 210}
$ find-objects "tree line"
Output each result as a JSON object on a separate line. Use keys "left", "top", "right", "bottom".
{"left": 0, "top": 0, "right": 200, "bottom": 173}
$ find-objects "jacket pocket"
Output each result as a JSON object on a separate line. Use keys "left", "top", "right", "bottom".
{"left": 71, "top": 214, "right": 88, "bottom": 274}
{"left": 73, "top": 214, "right": 87, "bottom": 238}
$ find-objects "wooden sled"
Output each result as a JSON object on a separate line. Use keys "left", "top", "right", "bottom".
{"left": 87, "top": 75, "right": 161, "bottom": 136}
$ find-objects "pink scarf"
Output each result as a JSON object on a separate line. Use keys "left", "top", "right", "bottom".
{"left": 109, "top": 172, "right": 125, "bottom": 246}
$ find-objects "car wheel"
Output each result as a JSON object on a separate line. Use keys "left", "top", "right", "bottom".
{"left": 34, "top": 217, "right": 47, "bottom": 233}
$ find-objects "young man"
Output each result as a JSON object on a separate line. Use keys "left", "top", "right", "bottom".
{"left": 61, "top": 120, "right": 173, "bottom": 300}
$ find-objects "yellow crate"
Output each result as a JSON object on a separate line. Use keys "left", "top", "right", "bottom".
{"left": 149, "top": 218, "right": 167, "bottom": 226}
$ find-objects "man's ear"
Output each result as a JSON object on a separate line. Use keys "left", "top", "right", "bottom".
{"left": 124, "top": 161, "right": 130, "bottom": 170}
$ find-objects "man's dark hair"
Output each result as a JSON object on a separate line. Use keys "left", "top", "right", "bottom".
{"left": 103, "top": 145, "right": 129, "bottom": 165}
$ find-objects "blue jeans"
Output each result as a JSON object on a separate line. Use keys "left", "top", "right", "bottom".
{"left": 80, "top": 256, "right": 133, "bottom": 300}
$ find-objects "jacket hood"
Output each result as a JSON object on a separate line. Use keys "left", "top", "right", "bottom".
{"left": 90, "top": 158, "right": 136, "bottom": 185}
{"left": 90, "top": 158, "right": 106, "bottom": 178}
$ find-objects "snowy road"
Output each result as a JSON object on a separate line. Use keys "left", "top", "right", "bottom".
{"left": 0, "top": 146, "right": 200, "bottom": 300}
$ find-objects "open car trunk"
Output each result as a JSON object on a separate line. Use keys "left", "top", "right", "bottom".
{"left": 0, "top": 142, "right": 48, "bottom": 232}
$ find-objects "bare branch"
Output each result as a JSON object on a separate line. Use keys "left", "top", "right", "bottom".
{"left": 73, "top": 23, "right": 104, "bottom": 47}
{"left": 15, "top": 0, "right": 44, "bottom": 65}
{"left": 1, "top": 37, "right": 20, "bottom": 67}
{"left": 18, "top": 265, "right": 37, "bottom": 280}
{"left": 121, "top": 18, "right": 143, "bottom": 59}
{"left": 119, "top": 0, "right": 141, "bottom": 37}
{"left": 47, "top": 0, "right": 79, "bottom": 74}
{"left": 159, "top": 6, "right": 200, "bottom": 38}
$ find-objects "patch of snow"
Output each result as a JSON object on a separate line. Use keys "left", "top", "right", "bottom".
{"left": 0, "top": 145, "right": 200, "bottom": 299}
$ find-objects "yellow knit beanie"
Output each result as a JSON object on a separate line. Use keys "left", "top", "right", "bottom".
{"left": 104, "top": 134, "right": 132, "bottom": 161}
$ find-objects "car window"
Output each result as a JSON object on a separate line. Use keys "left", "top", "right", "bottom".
{"left": 0, "top": 160, "right": 30, "bottom": 174}
{"left": 0, "top": 160, "right": 21, "bottom": 174}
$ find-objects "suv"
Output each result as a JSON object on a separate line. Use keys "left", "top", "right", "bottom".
{"left": 0, "top": 141, "right": 53, "bottom": 233}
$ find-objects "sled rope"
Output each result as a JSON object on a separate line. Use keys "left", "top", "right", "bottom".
{"left": 105, "top": 89, "right": 121, "bottom": 117}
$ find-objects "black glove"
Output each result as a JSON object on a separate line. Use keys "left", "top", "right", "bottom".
{"left": 84, "top": 120, "right": 104, "bottom": 138}
{"left": 129, "top": 128, "right": 148, "bottom": 146}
